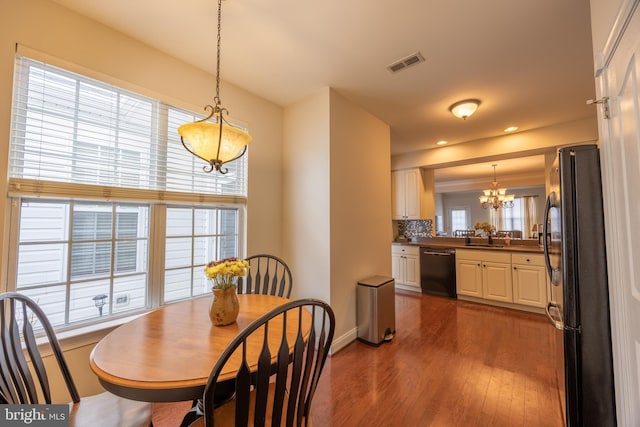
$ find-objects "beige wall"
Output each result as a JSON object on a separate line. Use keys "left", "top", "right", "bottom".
{"left": 282, "top": 88, "right": 332, "bottom": 303}
{"left": 0, "top": 0, "right": 284, "bottom": 400}
{"left": 283, "top": 89, "right": 392, "bottom": 348}
{"left": 328, "top": 89, "right": 392, "bottom": 345}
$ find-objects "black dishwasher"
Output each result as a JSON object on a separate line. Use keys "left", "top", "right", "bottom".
{"left": 419, "top": 247, "right": 457, "bottom": 298}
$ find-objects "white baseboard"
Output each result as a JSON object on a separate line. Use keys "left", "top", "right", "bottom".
{"left": 329, "top": 327, "right": 358, "bottom": 355}
{"left": 394, "top": 283, "right": 421, "bottom": 293}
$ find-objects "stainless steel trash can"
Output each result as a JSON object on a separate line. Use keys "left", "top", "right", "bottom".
{"left": 357, "top": 275, "right": 396, "bottom": 346}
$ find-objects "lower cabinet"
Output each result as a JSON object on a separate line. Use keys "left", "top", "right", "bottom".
{"left": 511, "top": 253, "right": 548, "bottom": 308}
{"left": 455, "top": 250, "right": 512, "bottom": 302}
{"left": 391, "top": 245, "right": 420, "bottom": 290}
{"left": 455, "top": 249, "right": 548, "bottom": 312}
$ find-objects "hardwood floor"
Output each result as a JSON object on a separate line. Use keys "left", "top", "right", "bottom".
{"left": 152, "top": 290, "right": 564, "bottom": 426}
{"left": 310, "top": 291, "right": 563, "bottom": 427}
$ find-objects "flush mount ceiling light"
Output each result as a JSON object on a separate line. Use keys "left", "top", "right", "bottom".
{"left": 178, "top": 0, "right": 251, "bottom": 174}
{"left": 504, "top": 126, "right": 519, "bottom": 132}
{"left": 449, "top": 99, "right": 481, "bottom": 120}
{"left": 436, "top": 140, "right": 448, "bottom": 146}
{"left": 479, "top": 164, "right": 515, "bottom": 209}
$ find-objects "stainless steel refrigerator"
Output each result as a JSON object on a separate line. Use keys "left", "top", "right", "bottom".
{"left": 543, "top": 144, "right": 616, "bottom": 426}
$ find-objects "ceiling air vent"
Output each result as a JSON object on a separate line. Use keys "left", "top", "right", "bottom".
{"left": 387, "top": 52, "right": 425, "bottom": 73}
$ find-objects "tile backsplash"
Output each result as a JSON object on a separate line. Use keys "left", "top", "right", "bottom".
{"left": 397, "top": 219, "right": 433, "bottom": 239}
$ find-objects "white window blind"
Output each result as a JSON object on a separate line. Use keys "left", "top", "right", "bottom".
{"left": 9, "top": 55, "right": 248, "bottom": 201}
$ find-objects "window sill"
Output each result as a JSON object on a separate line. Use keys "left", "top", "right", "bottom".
{"left": 41, "top": 312, "right": 150, "bottom": 354}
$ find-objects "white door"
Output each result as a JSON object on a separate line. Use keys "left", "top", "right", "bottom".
{"left": 593, "top": 1, "right": 640, "bottom": 423}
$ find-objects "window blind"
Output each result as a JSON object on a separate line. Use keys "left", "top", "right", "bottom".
{"left": 9, "top": 55, "right": 248, "bottom": 200}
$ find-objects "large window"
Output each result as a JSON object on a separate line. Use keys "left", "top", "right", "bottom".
{"left": 7, "top": 54, "right": 247, "bottom": 330}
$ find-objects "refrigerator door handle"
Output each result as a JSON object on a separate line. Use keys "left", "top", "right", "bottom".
{"left": 545, "top": 301, "right": 564, "bottom": 330}
{"left": 543, "top": 193, "right": 561, "bottom": 286}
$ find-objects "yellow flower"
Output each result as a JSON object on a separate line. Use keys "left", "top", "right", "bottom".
{"left": 205, "top": 257, "right": 250, "bottom": 290}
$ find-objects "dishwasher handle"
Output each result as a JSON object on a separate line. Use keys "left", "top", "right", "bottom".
{"left": 421, "top": 251, "right": 454, "bottom": 256}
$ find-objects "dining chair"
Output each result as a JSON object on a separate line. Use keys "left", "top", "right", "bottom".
{"left": 0, "top": 292, "right": 153, "bottom": 427}
{"left": 238, "top": 254, "right": 293, "bottom": 298}
{"left": 189, "top": 298, "right": 335, "bottom": 427}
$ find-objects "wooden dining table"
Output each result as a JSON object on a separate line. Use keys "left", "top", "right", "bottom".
{"left": 89, "top": 293, "right": 309, "bottom": 402}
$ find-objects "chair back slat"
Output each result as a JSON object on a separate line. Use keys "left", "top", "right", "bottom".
{"left": 0, "top": 293, "right": 80, "bottom": 405}
{"left": 238, "top": 255, "right": 293, "bottom": 298}
{"left": 201, "top": 298, "right": 334, "bottom": 427}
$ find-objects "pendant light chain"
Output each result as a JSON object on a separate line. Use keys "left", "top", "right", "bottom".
{"left": 214, "top": 0, "right": 222, "bottom": 108}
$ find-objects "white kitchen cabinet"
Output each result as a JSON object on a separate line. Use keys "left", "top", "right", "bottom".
{"left": 482, "top": 260, "right": 513, "bottom": 303}
{"left": 391, "top": 245, "right": 420, "bottom": 289}
{"left": 455, "top": 249, "right": 512, "bottom": 302}
{"left": 392, "top": 169, "right": 422, "bottom": 220}
{"left": 455, "top": 258, "right": 483, "bottom": 297}
{"left": 511, "top": 253, "right": 548, "bottom": 308}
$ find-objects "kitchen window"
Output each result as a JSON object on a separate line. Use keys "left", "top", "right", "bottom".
{"left": 6, "top": 54, "right": 247, "bottom": 331}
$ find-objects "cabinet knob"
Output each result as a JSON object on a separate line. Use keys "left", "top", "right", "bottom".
{"left": 526, "top": 258, "right": 530, "bottom": 262}
{"left": 513, "top": 266, "right": 517, "bottom": 270}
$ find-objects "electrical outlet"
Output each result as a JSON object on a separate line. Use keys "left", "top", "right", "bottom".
{"left": 115, "top": 294, "right": 129, "bottom": 305}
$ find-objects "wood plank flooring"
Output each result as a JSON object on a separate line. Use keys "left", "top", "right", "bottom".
{"left": 152, "top": 290, "right": 564, "bottom": 426}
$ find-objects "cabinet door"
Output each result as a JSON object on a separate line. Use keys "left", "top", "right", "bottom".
{"left": 456, "top": 259, "right": 482, "bottom": 297}
{"left": 403, "top": 169, "right": 421, "bottom": 219}
{"left": 391, "top": 171, "right": 407, "bottom": 220}
{"left": 482, "top": 261, "right": 513, "bottom": 302}
{"left": 403, "top": 254, "right": 420, "bottom": 288}
{"left": 512, "top": 264, "right": 547, "bottom": 308}
{"left": 391, "top": 253, "right": 404, "bottom": 283}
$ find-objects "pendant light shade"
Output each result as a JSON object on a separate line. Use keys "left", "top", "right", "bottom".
{"left": 179, "top": 0, "right": 251, "bottom": 174}
{"left": 179, "top": 105, "right": 251, "bottom": 173}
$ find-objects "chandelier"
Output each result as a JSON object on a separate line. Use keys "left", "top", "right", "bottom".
{"left": 178, "top": 0, "right": 252, "bottom": 174}
{"left": 479, "top": 164, "right": 515, "bottom": 209}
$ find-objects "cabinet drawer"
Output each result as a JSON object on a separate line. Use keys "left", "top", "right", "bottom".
{"left": 392, "top": 245, "right": 419, "bottom": 256}
{"left": 455, "top": 249, "right": 511, "bottom": 264}
{"left": 511, "top": 253, "right": 545, "bottom": 266}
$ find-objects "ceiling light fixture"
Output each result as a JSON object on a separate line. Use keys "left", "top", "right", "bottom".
{"left": 178, "top": 0, "right": 251, "bottom": 174}
{"left": 436, "top": 140, "right": 448, "bottom": 146}
{"left": 504, "top": 126, "right": 519, "bottom": 132}
{"left": 449, "top": 99, "right": 481, "bottom": 120}
{"left": 479, "top": 164, "right": 515, "bottom": 209}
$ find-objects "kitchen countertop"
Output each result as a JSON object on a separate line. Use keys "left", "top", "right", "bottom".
{"left": 392, "top": 238, "right": 545, "bottom": 254}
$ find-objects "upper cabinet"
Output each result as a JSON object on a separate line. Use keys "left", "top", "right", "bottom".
{"left": 392, "top": 168, "right": 431, "bottom": 220}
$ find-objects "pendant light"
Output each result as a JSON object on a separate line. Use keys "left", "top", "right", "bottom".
{"left": 178, "top": 0, "right": 251, "bottom": 174}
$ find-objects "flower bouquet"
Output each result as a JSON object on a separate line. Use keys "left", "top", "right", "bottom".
{"left": 205, "top": 257, "right": 250, "bottom": 290}
{"left": 474, "top": 222, "right": 495, "bottom": 236}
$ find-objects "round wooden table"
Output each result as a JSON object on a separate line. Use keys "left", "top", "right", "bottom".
{"left": 90, "top": 294, "right": 306, "bottom": 402}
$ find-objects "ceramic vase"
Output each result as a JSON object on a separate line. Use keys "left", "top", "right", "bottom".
{"left": 209, "top": 287, "right": 239, "bottom": 326}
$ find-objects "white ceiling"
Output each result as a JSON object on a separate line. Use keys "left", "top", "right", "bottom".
{"left": 49, "top": 0, "right": 595, "bottom": 186}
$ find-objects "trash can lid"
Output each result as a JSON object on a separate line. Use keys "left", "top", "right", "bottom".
{"left": 358, "top": 275, "right": 394, "bottom": 287}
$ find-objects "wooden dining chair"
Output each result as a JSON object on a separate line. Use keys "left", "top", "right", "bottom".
{"left": 189, "top": 298, "right": 335, "bottom": 427}
{"left": 0, "top": 292, "right": 153, "bottom": 427}
{"left": 238, "top": 254, "right": 293, "bottom": 298}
